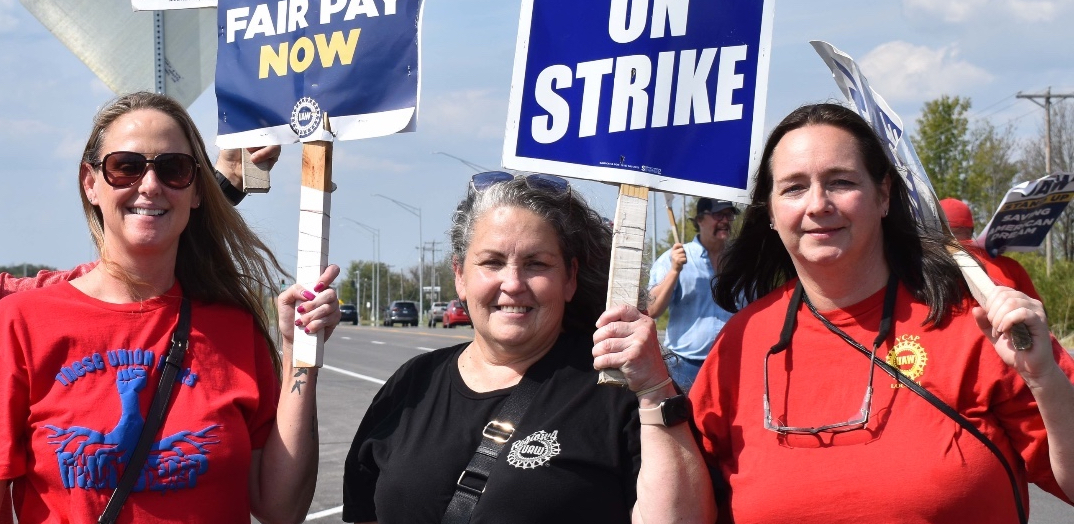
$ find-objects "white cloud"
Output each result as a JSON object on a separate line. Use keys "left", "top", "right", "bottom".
{"left": 1007, "top": 0, "right": 1060, "bottom": 22}
{"left": 858, "top": 41, "right": 994, "bottom": 102}
{"left": 903, "top": 0, "right": 1066, "bottom": 23}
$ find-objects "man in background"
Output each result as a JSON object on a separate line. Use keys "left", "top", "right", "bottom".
{"left": 647, "top": 198, "right": 738, "bottom": 392}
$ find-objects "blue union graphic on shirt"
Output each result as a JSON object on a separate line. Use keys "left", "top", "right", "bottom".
{"left": 43, "top": 348, "right": 217, "bottom": 492}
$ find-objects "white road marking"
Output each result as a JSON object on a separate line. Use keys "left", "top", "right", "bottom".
{"left": 322, "top": 364, "right": 386, "bottom": 385}
{"left": 416, "top": 346, "right": 435, "bottom": 352}
{"left": 341, "top": 336, "right": 352, "bottom": 340}
{"left": 371, "top": 340, "right": 386, "bottom": 345}
{"left": 305, "top": 505, "right": 343, "bottom": 521}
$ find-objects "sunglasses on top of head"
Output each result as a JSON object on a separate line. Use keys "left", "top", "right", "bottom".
{"left": 469, "top": 171, "right": 570, "bottom": 196}
{"left": 91, "top": 151, "right": 199, "bottom": 190}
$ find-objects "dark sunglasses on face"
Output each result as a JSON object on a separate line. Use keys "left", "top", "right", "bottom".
{"left": 91, "top": 151, "right": 199, "bottom": 190}
{"left": 469, "top": 171, "right": 570, "bottom": 196}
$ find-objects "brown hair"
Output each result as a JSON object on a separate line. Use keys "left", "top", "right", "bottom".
{"left": 715, "top": 103, "right": 966, "bottom": 326}
{"left": 80, "top": 91, "right": 288, "bottom": 374}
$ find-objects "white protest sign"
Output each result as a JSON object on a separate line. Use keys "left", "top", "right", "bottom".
{"left": 21, "top": 0, "right": 216, "bottom": 108}
{"left": 811, "top": 41, "right": 943, "bottom": 231}
{"left": 978, "top": 172, "right": 1074, "bottom": 255}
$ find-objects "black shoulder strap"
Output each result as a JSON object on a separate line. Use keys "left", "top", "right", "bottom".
{"left": 440, "top": 361, "right": 545, "bottom": 524}
{"left": 98, "top": 297, "right": 192, "bottom": 524}
{"left": 860, "top": 344, "right": 1027, "bottom": 524}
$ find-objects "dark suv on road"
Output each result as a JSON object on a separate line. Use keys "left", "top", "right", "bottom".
{"left": 383, "top": 300, "right": 419, "bottom": 327}
{"left": 340, "top": 304, "right": 358, "bottom": 325}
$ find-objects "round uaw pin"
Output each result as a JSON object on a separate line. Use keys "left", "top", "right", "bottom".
{"left": 507, "top": 430, "right": 560, "bottom": 469}
{"left": 290, "top": 97, "right": 323, "bottom": 138}
{"left": 886, "top": 334, "right": 928, "bottom": 388}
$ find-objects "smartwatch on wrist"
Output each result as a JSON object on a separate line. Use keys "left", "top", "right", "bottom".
{"left": 638, "top": 394, "right": 690, "bottom": 427}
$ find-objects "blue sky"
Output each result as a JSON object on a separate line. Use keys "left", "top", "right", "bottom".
{"left": 2, "top": 0, "right": 1072, "bottom": 276}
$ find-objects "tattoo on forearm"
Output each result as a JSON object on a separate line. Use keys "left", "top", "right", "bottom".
{"left": 291, "top": 368, "right": 309, "bottom": 395}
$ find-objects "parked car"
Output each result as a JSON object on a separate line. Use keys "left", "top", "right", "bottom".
{"left": 427, "top": 301, "right": 448, "bottom": 327}
{"left": 442, "top": 299, "right": 471, "bottom": 328}
{"left": 340, "top": 304, "right": 358, "bottom": 325}
{"left": 382, "top": 300, "right": 419, "bottom": 327}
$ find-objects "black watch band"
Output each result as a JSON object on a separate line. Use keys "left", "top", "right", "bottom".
{"left": 215, "top": 169, "right": 246, "bottom": 206}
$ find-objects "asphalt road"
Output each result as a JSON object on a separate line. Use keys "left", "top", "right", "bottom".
{"left": 295, "top": 324, "right": 1074, "bottom": 523}
{"left": 300, "top": 324, "right": 476, "bottom": 522}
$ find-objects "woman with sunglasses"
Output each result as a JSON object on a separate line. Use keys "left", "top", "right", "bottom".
{"left": 0, "top": 92, "right": 341, "bottom": 523}
{"left": 688, "top": 103, "right": 1074, "bottom": 522}
{"left": 342, "top": 172, "right": 714, "bottom": 523}
{"left": 0, "top": 145, "right": 279, "bottom": 298}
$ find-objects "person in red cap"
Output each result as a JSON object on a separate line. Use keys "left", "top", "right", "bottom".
{"left": 939, "top": 197, "right": 1042, "bottom": 301}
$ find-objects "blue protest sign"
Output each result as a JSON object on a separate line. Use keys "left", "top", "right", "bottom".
{"left": 503, "top": 0, "right": 774, "bottom": 201}
{"left": 216, "top": 0, "right": 423, "bottom": 148}
{"left": 979, "top": 172, "right": 1074, "bottom": 255}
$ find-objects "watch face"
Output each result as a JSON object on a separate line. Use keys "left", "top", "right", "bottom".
{"left": 663, "top": 394, "right": 690, "bottom": 426}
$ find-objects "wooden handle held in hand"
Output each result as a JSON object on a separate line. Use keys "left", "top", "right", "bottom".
{"left": 949, "top": 248, "right": 1033, "bottom": 351}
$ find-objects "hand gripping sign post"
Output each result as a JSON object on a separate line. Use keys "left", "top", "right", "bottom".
{"left": 812, "top": 41, "right": 1031, "bottom": 351}
{"left": 978, "top": 173, "right": 1074, "bottom": 256}
{"left": 503, "top": 0, "right": 774, "bottom": 385}
{"left": 213, "top": 0, "right": 423, "bottom": 367}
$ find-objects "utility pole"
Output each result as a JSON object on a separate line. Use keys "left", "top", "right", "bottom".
{"left": 374, "top": 194, "right": 423, "bottom": 324}
{"left": 424, "top": 240, "right": 442, "bottom": 302}
{"left": 1017, "top": 87, "right": 1074, "bottom": 276}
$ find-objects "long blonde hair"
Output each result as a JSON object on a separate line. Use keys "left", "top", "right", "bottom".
{"left": 80, "top": 92, "right": 288, "bottom": 375}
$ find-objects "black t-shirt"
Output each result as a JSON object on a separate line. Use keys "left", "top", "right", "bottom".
{"left": 342, "top": 333, "right": 641, "bottom": 523}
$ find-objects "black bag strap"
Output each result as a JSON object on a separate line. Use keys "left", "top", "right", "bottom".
{"left": 98, "top": 296, "right": 192, "bottom": 524}
{"left": 440, "top": 360, "right": 545, "bottom": 524}
{"left": 859, "top": 347, "right": 1027, "bottom": 524}
{"left": 797, "top": 282, "right": 1027, "bottom": 524}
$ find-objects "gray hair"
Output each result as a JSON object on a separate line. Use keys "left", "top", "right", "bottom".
{"left": 449, "top": 175, "right": 612, "bottom": 335}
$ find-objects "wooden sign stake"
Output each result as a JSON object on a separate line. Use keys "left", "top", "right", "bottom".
{"left": 663, "top": 192, "right": 681, "bottom": 245}
{"left": 293, "top": 115, "right": 333, "bottom": 368}
{"left": 599, "top": 183, "right": 650, "bottom": 386}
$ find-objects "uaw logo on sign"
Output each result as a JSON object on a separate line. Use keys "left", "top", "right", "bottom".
{"left": 290, "top": 97, "right": 323, "bottom": 139}
{"left": 507, "top": 429, "right": 560, "bottom": 469}
{"left": 885, "top": 334, "right": 928, "bottom": 388}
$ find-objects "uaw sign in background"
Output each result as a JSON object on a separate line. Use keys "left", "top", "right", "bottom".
{"left": 503, "top": 0, "right": 774, "bottom": 201}
{"left": 979, "top": 172, "right": 1074, "bottom": 255}
{"left": 216, "top": 0, "right": 423, "bottom": 148}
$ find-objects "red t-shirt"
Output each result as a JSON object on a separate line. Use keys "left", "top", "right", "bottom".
{"left": 691, "top": 280, "right": 1074, "bottom": 523}
{"left": 0, "top": 262, "right": 96, "bottom": 300}
{"left": 962, "top": 242, "right": 1042, "bottom": 301}
{"left": 0, "top": 281, "right": 279, "bottom": 523}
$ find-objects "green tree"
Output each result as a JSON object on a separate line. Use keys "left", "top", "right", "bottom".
{"left": 0, "top": 263, "right": 56, "bottom": 277}
{"left": 911, "top": 95, "right": 972, "bottom": 200}
{"left": 966, "top": 121, "right": 1021, "bottom": 228}
{"left": 1008, "top": 252, "right": 1074, "bottom": 340}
